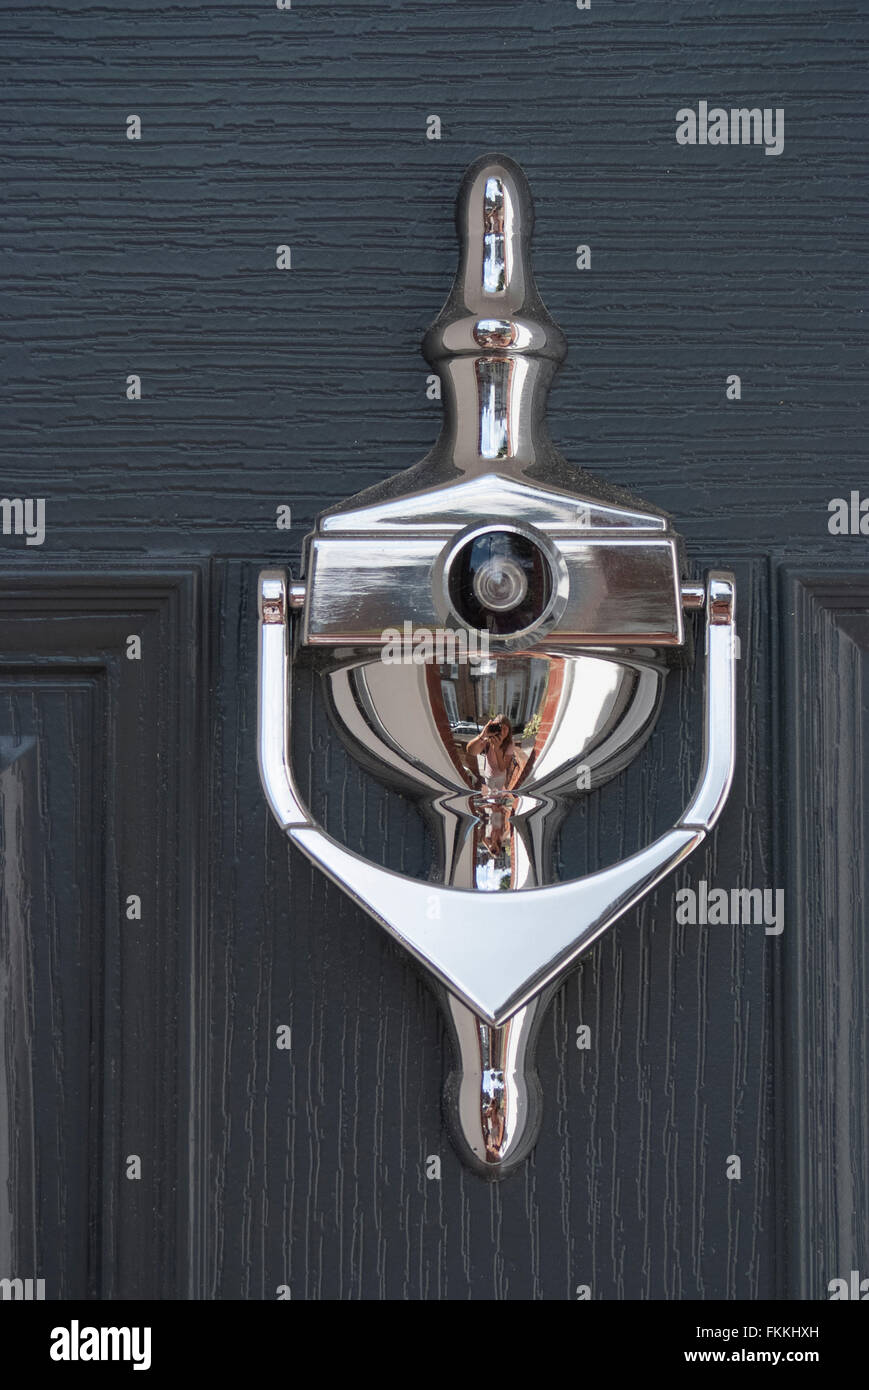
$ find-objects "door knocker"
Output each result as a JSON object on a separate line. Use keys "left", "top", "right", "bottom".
{"left": 257, "top": 154, "right": 736, "bottom": 1175}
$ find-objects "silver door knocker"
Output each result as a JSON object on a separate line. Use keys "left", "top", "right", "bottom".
{"left": 257, "top": 154, "right": 737, "bottom": 1175}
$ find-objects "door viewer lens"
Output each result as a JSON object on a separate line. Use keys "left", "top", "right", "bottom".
{"left": 449, "top": 529, "right": 552, "bottom": 635}
{"left": 472, "top": 555, "right": 528, "bottom": 612}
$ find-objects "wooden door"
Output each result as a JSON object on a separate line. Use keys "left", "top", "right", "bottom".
{"left": 0, "top": 0, "right": 866, "bottom": 1302}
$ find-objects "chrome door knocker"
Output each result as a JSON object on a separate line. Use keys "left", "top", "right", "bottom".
{"left": 257, "top": 154, "right": 736, "bottom": 1175}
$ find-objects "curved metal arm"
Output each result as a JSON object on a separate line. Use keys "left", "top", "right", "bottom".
{"left": 258, "top": 570, "right": 736, "bottom": 1029}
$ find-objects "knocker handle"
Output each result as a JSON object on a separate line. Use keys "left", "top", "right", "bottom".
{"left": 258, "top": 568, "right": 736, "bottom": 1029}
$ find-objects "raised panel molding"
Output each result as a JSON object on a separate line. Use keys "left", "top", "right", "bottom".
{"left": 0, "top": 566, "right": 206, "bottom": 1299}
{"left": 782, "top": 570, "right": 869, "bottom": 1300}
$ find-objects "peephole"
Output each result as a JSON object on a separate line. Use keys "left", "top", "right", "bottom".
{"left": 444, "top": 525, "right": 556, "bottom": 636}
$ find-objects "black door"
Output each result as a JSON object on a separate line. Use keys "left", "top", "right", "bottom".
{"left": 1, "top": 1, "right": 866, "bottom": 1302}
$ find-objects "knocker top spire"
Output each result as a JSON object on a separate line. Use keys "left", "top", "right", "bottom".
{"left": 423, "top": 153, "right": 566, "bottom": 366}
{"left": 422, "top": 154, "right": 565, "bottom": 474}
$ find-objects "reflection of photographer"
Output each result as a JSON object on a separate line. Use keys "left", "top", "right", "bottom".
{"left": 478, "top": 800, "right": 508, "bottom": 859}
{"left": 467, "top": 714, "right": 525, "bottom": 793}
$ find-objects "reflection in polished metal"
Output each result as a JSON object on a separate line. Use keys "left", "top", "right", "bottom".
{"left": 255, "top": 154, "right": 738, "bottom": 1176}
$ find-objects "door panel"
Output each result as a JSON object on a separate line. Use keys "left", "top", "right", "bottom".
{"left": 205, "top": 559, "right": 776, "bottom": 1300}
{"left": 783, "top": 572, "right": 869, "bottom": 1300}
{"left": 0, "top": 572, "right": 203, "bottom": 1299}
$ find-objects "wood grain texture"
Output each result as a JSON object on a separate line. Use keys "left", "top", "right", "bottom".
{"left": 0, "top": 1, "right": 864, "bottom": 556}
{"left": 0, "top": 0, "right": 865, "bottom": 1300}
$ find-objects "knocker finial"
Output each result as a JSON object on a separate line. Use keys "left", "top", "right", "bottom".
{"left": 423, "top": 155, "right": 566, "bottom": 471}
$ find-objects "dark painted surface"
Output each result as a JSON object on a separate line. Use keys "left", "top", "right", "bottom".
{"left": 0, "top": 2, "right": 866, "bottom": 1299}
